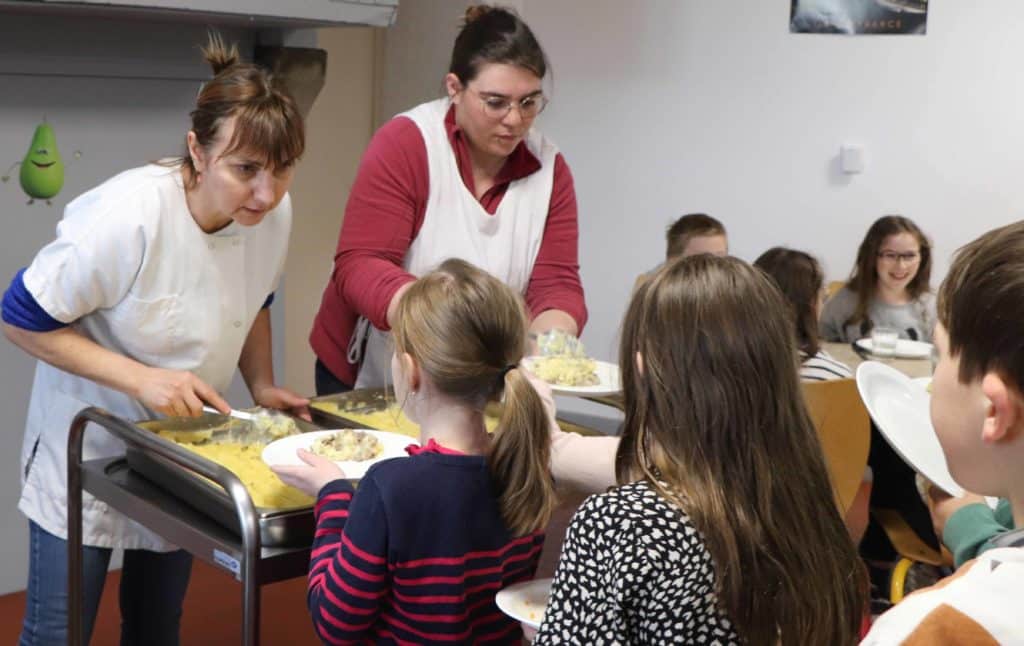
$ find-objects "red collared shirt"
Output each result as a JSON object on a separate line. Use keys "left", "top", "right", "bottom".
{"left": 311, "top": 104, "right": 587, "bottom": 386}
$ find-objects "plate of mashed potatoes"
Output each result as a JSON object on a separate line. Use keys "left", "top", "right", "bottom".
{"left": 523, "top": 356, "right": 621, "bottom": 396}
{"left": 262, "top": 429, "right": 411, "bottom": 479}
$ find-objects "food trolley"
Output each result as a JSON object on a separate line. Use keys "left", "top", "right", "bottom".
{"left": 67, "top": 389, "right": 612, "bottom": 645}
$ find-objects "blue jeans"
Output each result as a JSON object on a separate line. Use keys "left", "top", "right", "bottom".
{"left": 19, "top": 520, "right": 193, "bottom": 646}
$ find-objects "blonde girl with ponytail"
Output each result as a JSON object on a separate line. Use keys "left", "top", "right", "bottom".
{"left": 273, "top": 258, "right": 557, "bottom": 644}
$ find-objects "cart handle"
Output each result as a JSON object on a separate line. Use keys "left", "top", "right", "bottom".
{"left": 67, "top": 406, "right": 261, "bottom": 646}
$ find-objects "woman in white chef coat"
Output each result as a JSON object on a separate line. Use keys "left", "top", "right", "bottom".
{"left": 0, "top": 36, "right": 306, "bottom": 646}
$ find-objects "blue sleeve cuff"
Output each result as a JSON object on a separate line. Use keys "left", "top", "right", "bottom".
{"left": 262, "top": 292, "right": 274, "bottom": 310}
{"left": 1, "top": 268, "right": 68, "bottom": 332}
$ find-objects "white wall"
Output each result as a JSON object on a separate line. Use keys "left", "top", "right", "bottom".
{"left": 283, "top": 26, "right": 377, "bottom": 395}
{"left": 374, "top": 0, "right": 468, "bottom": 126}
{"left": 520, "top": 0, "right": 1024, "bottom": 367}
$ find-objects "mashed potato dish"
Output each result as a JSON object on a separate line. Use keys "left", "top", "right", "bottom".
{"left": 156, "top": 434, "right": 313, "bottom": 509}
{"left": 312, "top": 402, "right": 500, "bottom": 437}
{"left": 530, "top": 356, "right": 600, "bottom": 387}
{"left": 310, "top": 429, "right": 383, "bottom": 462}
{"left": 250, "top": 411, "right": 300, "bottom": 440}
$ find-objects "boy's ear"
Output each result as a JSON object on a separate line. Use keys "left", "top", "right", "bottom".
{"left": 980, "top": 372, "right": 1022, "bottom": 444}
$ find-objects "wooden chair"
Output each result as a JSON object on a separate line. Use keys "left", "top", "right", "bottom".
{"left": 802, "top": 378, "right": 871, "bottom": 515}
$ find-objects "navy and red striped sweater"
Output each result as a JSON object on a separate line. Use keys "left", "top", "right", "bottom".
{"left": 308, "top": 440, "right": 544, "bottom": 644}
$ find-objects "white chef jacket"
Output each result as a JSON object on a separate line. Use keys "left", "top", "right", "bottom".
{"left": 353, "top": 98, "right": 557, "bottom": 388}
{"left": 17, "top": 163, "right": 291, "bottom": 551}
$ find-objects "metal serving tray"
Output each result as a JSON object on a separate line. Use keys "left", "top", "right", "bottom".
{"left": 125, "top": 412, "right": 322, "bottom": 547}
{"left": 309, "top": 387, "right": 604, "bottom": 437}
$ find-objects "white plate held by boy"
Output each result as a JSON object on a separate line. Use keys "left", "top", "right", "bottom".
{"left": 856, "top": 361, "right": 964, "bottom": 496}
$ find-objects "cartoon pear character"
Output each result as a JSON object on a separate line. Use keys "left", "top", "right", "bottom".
{"left": 20, "top": 122, "right": 65, "bottom": 203}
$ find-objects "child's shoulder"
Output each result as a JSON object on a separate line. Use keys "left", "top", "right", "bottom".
{"left": 361, "top": 452, "right": 488, "bottom": 496}
{"left": 864, "top": 547, "right": 1024, "bottom": 644}
{"left": 578, "top": 481, "right": 703, "bottom": 547}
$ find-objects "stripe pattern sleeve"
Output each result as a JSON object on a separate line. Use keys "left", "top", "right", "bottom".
{"left": 308, "top": 477, "right": 389, "bottom": 644}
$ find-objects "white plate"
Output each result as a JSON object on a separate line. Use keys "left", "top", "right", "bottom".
{"left": 495, "top": 578, "right": 552, "bottom": 630}
{"left": 522, "top": 357, "right": 621, "bottom": 397}
{"left": 910, "top": 377, "right": 932, "bottom": 393}
{"left": 856, "top": 361, "right": 963, "bottom": 497}
{"left": 855, "top": 337, "right": 933, "bottom": 360}
{"left": 261, "top": 429, "right": 411, "bottom": 479}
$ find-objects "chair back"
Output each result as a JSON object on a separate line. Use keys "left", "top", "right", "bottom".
{"left": 802, "top": 378, "right": 871, "bottom": 513}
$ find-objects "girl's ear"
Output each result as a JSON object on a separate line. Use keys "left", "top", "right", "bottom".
{"left": 635, "top": 352, "right": 644, "bottom": 376}
{"left": 186, "top": 131, "right": 205, "bottom": 173}
{"left": 401, "top": 352, "right": 421, "bottom": 392}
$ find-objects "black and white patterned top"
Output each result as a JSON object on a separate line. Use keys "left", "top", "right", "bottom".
{"left": 533, "top": 481, "right": 741, "bottom": 645}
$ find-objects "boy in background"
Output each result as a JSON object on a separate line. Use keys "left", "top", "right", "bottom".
{"left": 666, "top": 212, "right": 728, "bottom": 259}
{"left": 863, "top": 222, "right": 1024, "bottom": 644}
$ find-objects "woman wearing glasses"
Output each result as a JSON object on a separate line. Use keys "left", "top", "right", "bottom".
{"left": 820, "top": 215, "right": 935, "bottom": 343}
{"left": 310, "top": 5, "right": 587, "bottom": 392}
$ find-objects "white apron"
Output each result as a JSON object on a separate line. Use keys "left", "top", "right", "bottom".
{"left": 18, "top": 164, "right": 290, "bottom": 551}
{"left": 351, "top": 98, "right": 558, "bottom": 388}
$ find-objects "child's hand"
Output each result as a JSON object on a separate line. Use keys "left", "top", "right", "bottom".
{"left": 521, "top": 368, "right": 559, "bottom": 432}
{"left": 926, "top": 485, "right": 988, "bottom": 541}
{"left": 270, "top": 448, "right": 346, "bottom": 496}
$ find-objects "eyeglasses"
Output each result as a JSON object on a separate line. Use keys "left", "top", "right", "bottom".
{"left": 468, "top": 88, "right": 548, "bottom": 120}
{"left": 878, "top": 251, "right": 921, "bottom": 264}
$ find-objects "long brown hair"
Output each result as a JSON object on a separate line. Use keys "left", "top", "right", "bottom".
{"left": 845, "top": 215, "right": 932, "bottom": 332}
{"left": 615, "top": 255, "right": 866, "bottom": 645}
{"left": 754, "top": 247, "right": 824, "bottom": 358}
{"left": 392, "top": 259, "right": 556, "bottom": 536}
{"left": 178, "top": 33, "right": 305, "bottom": 189}
{"left": 449, "top": 5, "right": 549, "bottom": 84}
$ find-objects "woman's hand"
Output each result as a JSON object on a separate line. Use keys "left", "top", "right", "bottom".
{"left": 134, "top": 366, "right": 230, "bottom": 417}
{"left": 270, "top": 448, "right": 346, "bottom": 496}
{"left": 252, "top": 384, "right": 312, "bottom": 421}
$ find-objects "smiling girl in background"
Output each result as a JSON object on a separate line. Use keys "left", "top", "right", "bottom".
{"left": 1, "top": 35, "right": 306, "bottom": 645}
{"left": 820, "top": 215, "right": 935, "bottom": 343}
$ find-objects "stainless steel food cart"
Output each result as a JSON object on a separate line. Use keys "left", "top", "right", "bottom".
{"left": 67, "top": 389, "right": 613, "bottom": 645}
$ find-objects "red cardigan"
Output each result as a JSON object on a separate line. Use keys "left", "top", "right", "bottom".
{"left": 310, "top": 105, "right": 587, "bottom": 386}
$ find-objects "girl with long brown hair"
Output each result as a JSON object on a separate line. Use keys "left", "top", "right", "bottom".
{"left": 820, "top": 215, "right": 935, "bottom": 343}
{"left": 273, "top": 259, "right": 557, "bottom": 644}
{"left": 754, "top": 246, "right": 852, "bottom": 381}
{"left": 1, "top": 33, "right": 305, "bottom": 645}
{"left": 534, "top": 255, "right": 867, "bottom": 645}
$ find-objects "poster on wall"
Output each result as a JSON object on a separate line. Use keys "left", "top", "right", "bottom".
{"left": 790, "top": 0, "right": 928, "bottom": 35}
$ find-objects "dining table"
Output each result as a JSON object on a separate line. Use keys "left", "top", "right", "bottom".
{"left": 822, "top": 341, "right": 933, "bottom": 379}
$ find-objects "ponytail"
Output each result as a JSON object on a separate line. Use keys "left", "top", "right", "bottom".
{"left": 200, "top": 31, "right": 241, "bottom": 76}
{"left": 488, "top": 367, "right": 557, "bottom": 535}
{"left": 393, "top": 259, "right": 557, "bottom": 537}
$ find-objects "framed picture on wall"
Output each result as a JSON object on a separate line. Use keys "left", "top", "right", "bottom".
{"left": 790, "top": 0, "right": 928, "bottom": 35}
